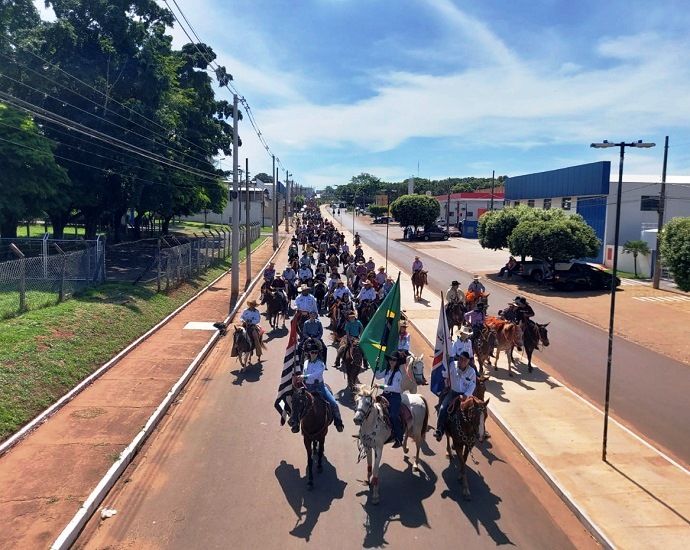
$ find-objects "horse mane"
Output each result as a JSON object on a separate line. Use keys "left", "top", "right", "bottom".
{"left": 355, "top": 384, "right": 375, "bottom": 399}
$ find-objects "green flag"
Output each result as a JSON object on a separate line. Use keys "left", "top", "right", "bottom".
{"left": 360, "top": 273, "right": 401, "bottom": 372}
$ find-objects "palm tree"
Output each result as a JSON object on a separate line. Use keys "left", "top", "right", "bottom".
{"left": 622, "top": 240, "right": 651, "bottom": 277}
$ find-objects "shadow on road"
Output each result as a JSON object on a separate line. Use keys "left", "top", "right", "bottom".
{"left": 484, "top": 363, "right": 562, "bottom": 403}
{"left": 357, "top": 460, "right": 436, "bottom": 548}
{"left": 440, "top": 466, "right": 513, "bottom": 545}
{"left": 230, "top": 362, "right": 264, "bottom": 385}
{"left": 274, "top": 459, "right": 347, "bottom": 542}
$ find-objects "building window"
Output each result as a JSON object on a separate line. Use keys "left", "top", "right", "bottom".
{"left": 466, "top": 211, "right": 474, "bottom": 218}
{"left": 514, "top": 201, "right": 520, "bottom": 207}
{"left": 543, "top": 198, "right": 551, "bottom": 210}
{"left": 562, "top": 197, "right": 572, "bottom": 210}
{"left": 640, "top": 195, "right": 660, "bottom": 211}
{"left": 527, "top": 199, "right": 535, "bottom": 207}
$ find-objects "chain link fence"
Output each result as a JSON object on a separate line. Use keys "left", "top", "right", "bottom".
{"left": 0, "top": 235, "right": 105, "bottom": 319}
{"left": 0, "top": 224, "right": 262, "bottom": 318}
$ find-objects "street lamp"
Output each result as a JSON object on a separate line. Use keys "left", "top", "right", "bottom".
{"left": 590, "top": 139, "right": 655, "bottom": 462}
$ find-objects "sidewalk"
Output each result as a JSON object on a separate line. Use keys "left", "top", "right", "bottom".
{"left": 0, "top": 239, "right": 279, "bottom": 550}
{"left": 328, "top": 208, "right": 690, "bottom": 549}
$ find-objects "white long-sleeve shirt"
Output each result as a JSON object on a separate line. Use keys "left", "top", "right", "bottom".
{"left": 298, "top": 267, "right": 313, "bottom": 279}
{"left": 334, "top": 286, "right": 354, "bottom": 300}
{"left": 397, "top": 332, "right": 411, "bottom": 352}
{"left": 452, "top": 337, "right": 473, "bottom": 358}
{"left": 442, "top": 361, "right": 476, "bottom": 396}
{"left": 301, "top": 359, "right": 326, "bottom": 384}
{"left": 240, "top": 308, "right": 261, "bottom": 325}
{"left": 357, "top": 288, "right": 377, "bottom": 301}
{"left": 375, "top": 368, "right": 403, "bottom": 394}
{"left": 295, "top": 293, "right": 318, "bottom": 313}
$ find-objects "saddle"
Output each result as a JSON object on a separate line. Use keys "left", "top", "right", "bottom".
{"left": 375, "top": 396, "right": 413, "bottom": 431}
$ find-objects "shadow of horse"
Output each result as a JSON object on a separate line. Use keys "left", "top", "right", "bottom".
{"left": 230, "top": 362, "right": 264, "bottom": 385}
{"left": 264, "top": 326, "right": 289, "bottom": 343}
{"left": 357, "top": 461, "right": 437, "bottom": 548}
{"left": 274, "top": 459, "right": 347, "bottom": 542}
{"left": 440, "top": 467, "right": 513, "bottom": 545}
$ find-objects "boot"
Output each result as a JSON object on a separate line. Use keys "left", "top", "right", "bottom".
{"left": 334, "top": 417, "right": 344, "bottom": 432}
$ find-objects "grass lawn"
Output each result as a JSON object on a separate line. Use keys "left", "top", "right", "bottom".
{"left": 0, "top": 237, "right": 266, "bottom": 442}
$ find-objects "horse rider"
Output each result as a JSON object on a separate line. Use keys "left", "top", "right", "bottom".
{"left": 453, "top": 325, "right": 477, "bottom": 375}
{"left": 353, "top": 244, "right": 365, "bottom": 262}
{"left": 354, "top": 259, "right": 367, "bottom": 278}
{"left": 412, "top": 256, "right": 423, "bottom": 278}
{"left": 341, "top": 240, "right": 349, "bottom": 254}
{"left": 515, "top": 296, "right": 535, "bottom": 324}
{"left": 335, "top": 311, "right": 363, "bottom": 367}
{"left": 433, "top": 351, "right": 477, "bottom": 441}
{"left": 446, "top": 280, "right": 465, "bottom": 307}
{"left": 293, "top": 343, "right": 344, "bottom": 432}
{"left": 263, "top": 262, "right": 276, "bottom": 283}
{"left": 379, "top": 276, "right": 394, "bottom": 298}
{"left": 354, "top": 232, "right": 361, "bottom": 246}
{"left": 298, "top": 263, "right": 314, "bottom": 285}
{"left": 334, "top": 279, "right": 354, "bottom": 301}
{"left": 240, "top": 299, "right": 263, "bottom": 359}
{"left": 335, "top": 290, "right": 355, "bottom": 332}
{"left": 375, "top": 266, "right": 387, "bottom": 287}
{"left": 299, "top": 310, "right": 327, "bottom": 362}
{"left": 464, "top": 302, "right": 488, "bottom": 341}
{"left": 504, "top": 300, "right": 520, "bottom": 324}
{"left": 327, "top": 270, "right": 341, "bottom": 292}
{"left": 356, "top": 280, "right": 377, "bottom": 318}
{"left": 397, "top": 320, "right": 411, "bottom": 356}
{"left": 365, "top": 257, "right": 375, "bottom": 273}
{"left": 295, "top": 285, "right": 319, "bottom": 316}
{"left": 270, "top": 275, "right": 290, "bottom": 317}
{"left": 375, "top": 352, "right": 406, "bottom": 448}
{"left": 467, "top": 275, "right": 485, "bottom": 294}
{"left": 282, "top": 263, "right": 296, "bottom": 285}
{"left": 299, "top": 250, "right": 312, "bottom": 268}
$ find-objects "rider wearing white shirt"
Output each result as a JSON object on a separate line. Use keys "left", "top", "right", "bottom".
{"left": 282, "top": 266, "right": 296, "bottom": 282}
{"left": 298, "top": 266, "right": 313, "bottom": 280}
{"left": 468, "top": 275, "right": 485, "bottom": 294}
{"left": 295, "top": 289, "right": 319, "bottom": 314}
{"left": 240, "top": 307, "right": 261, "bottom": 325}
{"left": 434, "top": 351, "right": 477, "bottom": 441}
{"left": 334, "top": 283, "right": 354, "bottom": 301}
{"left": 356, "top": 285, "right": 377, "bottom": 302}
{"left": 397, "top": 320, "right": 411, "bottom": 354}
{"left": 375, "top": 353, "right": 405, "bottom": 447}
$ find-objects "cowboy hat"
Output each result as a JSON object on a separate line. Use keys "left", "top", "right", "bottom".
{"left": 378, "top": 266, "right": 385, "bottom": 271}
{"left": 347, "top": 311, "right": 357, "bottom": 318}
{"left": 457, "top": 351, "right": 471, "bottom": 360}
{"left": 458, "top": 326, "right": 472, "bottom": 336}
{"left": 398, "top": 320, "right": 408, "bottom": 328}
{"left": 509, "top": 300, "right": 520, "bottom": 307}
{"left": 247, "top": 299, "right": 258, "bottom": 307}
{"left": 472, "top": 274, "right": 480, "bottom": 280}
{"left": 363, "top": 280, "right": 372, "bottom": 286}
{"left": 451, "top": 280, "right": 460, "bottom": 286}
{"left": 298, "top": 285, "right": 310, "bottom": 292}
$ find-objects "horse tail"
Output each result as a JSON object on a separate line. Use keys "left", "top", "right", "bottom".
{"left": 419, "top": 395, "right": 430, "bottom": 440}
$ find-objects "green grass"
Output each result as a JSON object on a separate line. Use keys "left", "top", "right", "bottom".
{"left": 14, "top": 224, "right": 86, "bottom": 238}
{"left": 603, "top": 269, "right": 648, "bottom": 279}
{"left": 0, "top": 236, "right": 266, "bottom": 442}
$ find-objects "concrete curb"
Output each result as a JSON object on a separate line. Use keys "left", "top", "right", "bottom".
{"left": 50, "top": 238, "right": 284, "bottom": 550}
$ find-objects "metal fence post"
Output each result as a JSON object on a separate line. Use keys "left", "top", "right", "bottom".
{"left": 157, "top": 239, "right": 162, "bottom": 292}
{"left": 10, "top": 244, "right": 27, "bottom": 313}
{"left": 53, "top": 243, "right": 66, "bottom": 302}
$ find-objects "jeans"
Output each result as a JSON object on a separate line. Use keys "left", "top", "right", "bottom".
{"left": 383, "top": 391, "right": 403, "bottom": 443}
{"left": 306, "top": 381, "right": 341, "bottom": 421}
{"left": 437, "top": 389, "right": 460, "bottom": 433}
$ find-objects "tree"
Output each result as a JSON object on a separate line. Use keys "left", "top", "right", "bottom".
{"left": 255, "top": 172, "right": 273, "bottom": 184}
{"left": 478, "top": 205, "right": 531, "bottom": 250}
{"left": 660, "top": 217, "right": 690, "bottom": 291}
{"left": 368, "top": 205, "right": 388, "bottom": 218}
{"left": 390, "top": 195, "right": 439, "bottom": 229}
{"left": 293, "top": 195, "right": 305, "bottom": 211}
{"left": 506, "top": 215, "right": 601, "bottom": 265}
{"left": 622, "top": 240, "right": 650, "bottom": 277}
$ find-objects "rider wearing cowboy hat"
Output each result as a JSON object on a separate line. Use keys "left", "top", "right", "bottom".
{"left": 434, "top": 350, "right": 477, "bottom": 442}
{"left": 467, "top": 275, "right": 485, "bottom": 294}
{"left": 446, "top": 280, "right": 465, "bottom": 305}
{"left": 335, "top": 311, "right": 363, "bottom": 367}
{"left": 295, "top": 285, "right": 318, "bottom": 315}
{"left": 295, "top": 342, "right": 344, "bottom": 432}
{"left": 397, "top": 320, "right": 411, "bottom": 356}
{"left": 412, "top": 256, "right": 423, "bottom": 276}
{"left": 375, "top": 352, "right": 406, "bottom": 448}
{"left": 240, "top": 299, "right": 263, "bottom": 358}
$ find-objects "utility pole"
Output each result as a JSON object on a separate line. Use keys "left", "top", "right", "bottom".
{"left": 446, "top": 178, "right": 451, "bottom": 231}
{"left": 490, "top": 170, "right": 495, "bottom": 211}
{"left": 245, "top": 157, "right": 251, "bottom": 285}
{"left": 231, "top": 94, "right": 240, "bottom": 297}
{"left": 284, "top": 169, "right": 290, "bottom": 232}
{"left": 272, "top": 155, "right": 278, "bottom": 250}
{"left": 652, "top": 136, "right": 669, "bottom": 289}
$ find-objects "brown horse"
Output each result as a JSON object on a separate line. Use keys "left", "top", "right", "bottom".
{"left": 289, "top": 381, "right": 333, "bottom": 491}
{"left": 359, "top": 300, "right": 378, "bottom": 327}
{"left": 263, "top": 289, "right": 287, "bottom": 330}
{"left": 342, "top": 337, "right": 363, "bottom": 393}
{"left": 515, "top": 321, "right": 550, "bottom": 373}
{"left": 446, "top": 301, "right": 467, "bottom": 332}
{"left": 444, "top": 395, "right": 490, "bottom": 500}
{"left": 465, "top": 291, "right": 489, "bottom": 311}
{"left": 491, "top": 321, "right": 525, "bottom": 376}
{"left": 412, "top": 270, "right": 428, "bottom": 301}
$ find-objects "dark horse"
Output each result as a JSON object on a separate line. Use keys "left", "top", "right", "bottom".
{"left": 263, "top": 289, "right": 287, "bottom": 330}
{"left": 289, "top": 381, "right": 334, "bottom": 490}
{"left": 313, "top": 281, "right": 328, "bottom": 311}
{"left": 515, "top": 321, "right": 550, "bottom": 372}
{"left": 412, "top": 270, "right": 427, "bottom": 301}
{"left": 358, "top": 299, "right": 378, "bottom": 328}
{"left": 446, "top": 301, "right": 467, "bottom": 332}
{"left": 341, "top": 337, "right": 363, "bottom": 393}
{"left": 444, "top": 395, "right": 490, "bottom": 500}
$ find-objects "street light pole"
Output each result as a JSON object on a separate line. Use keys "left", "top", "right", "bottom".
{"left": 590, "top": 139, "right": 655, "bottom": 462}
{"left": 652, "top": 136, "right": 669, "bottom": 289}
{"left": 446, "top": 178, "right": 451, "bottom": 231}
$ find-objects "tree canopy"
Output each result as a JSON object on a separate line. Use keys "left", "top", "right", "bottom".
{"left": 368, "top": 205, "right": 388, "bottom": 218}
{"left": 390, "top": 195, "right": 440, "bottom": 229}
{"left": 660, "top": 217, "right": 690, "bottom": 291}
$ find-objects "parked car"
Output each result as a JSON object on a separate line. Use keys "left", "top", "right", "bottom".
{"left": 416, "top": 226, "right": 450, "bottom": 241}
{"left": 517, "top": 259, "right": 550, "bottom": 282}
{"left": 546, "top": 262, "right": 621, "bottom": 291}
{"left": 372, "top": 216, "right": 393, "bottom": 224}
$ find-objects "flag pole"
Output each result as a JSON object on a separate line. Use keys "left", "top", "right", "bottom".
{"left": 441, "top": 292, "right": 451, "bottom": 388}
{"left": 368, "top": 272, "right": 401, "bottom": 387}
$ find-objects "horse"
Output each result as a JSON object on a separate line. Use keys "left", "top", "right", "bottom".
{"left": 339, "top": 250, "right": 351, "bottom": 267}
{"left": 401, "top": 354, "right": 427, "bottom": 393}
{"left": 313, "top": 281, "right": 328, "bottom": 311}
{"left": 412, "top": 270, "right": 428, "bottom": 301}
{"left": 358, "top": 300, "right": 378, "bottom": 328}
{"left": 328, "top": 254, "right": 339, "bottom": 271}
{"left": 232, "top": 326, "right": 254, "bottom": 371}
{"left": 353, "top": 386, "right": 429, "bottom": 505}
{"left": 446, "top": 301, "right": 467, "bottom": 332}
{"left": 515, "top": 321, "right": 550, "bottom": 373}
{"left": 472, "top": 326, "right": 497, "bottom": 373}
{"left": 263, "top": 289, "right": 287, "bottom": 330}
{"left": 490, "top": 321, "right": 525, "bottom": 377}
{"left": 341, "top": 337, "right": 363, "bottom": 392}
{"left": 465, "top": 291, "right": 489, "bottom": 311}
{"left": 286, "top": 280, "right": 298, "bottom": 304}
{"left": 289, "top": 381, "right": 334, "bottom": 491}
{"left": 443, "top": 395, "right": 490, "bottom": 500}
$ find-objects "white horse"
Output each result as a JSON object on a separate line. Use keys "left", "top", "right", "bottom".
{"left": 401, "top": 353, "right": 427, "bottom": 393}
{"left": 353, "top": 385, "right": 429, "bottom": 505}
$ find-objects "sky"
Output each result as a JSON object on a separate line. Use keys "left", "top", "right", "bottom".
{"left": 33, "top": 0, "right": 690, "bottom": 190}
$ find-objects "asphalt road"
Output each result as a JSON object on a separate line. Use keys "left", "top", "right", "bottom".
{"left": 340, "top": 211, "right": 690, "bottom": 468}
{"left": 76, "top": 244, "right": 596, "bottom": 549}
